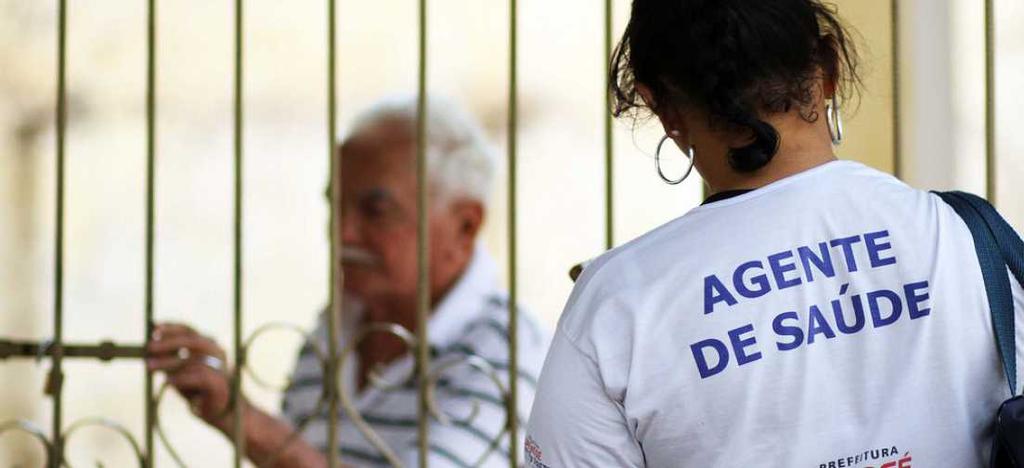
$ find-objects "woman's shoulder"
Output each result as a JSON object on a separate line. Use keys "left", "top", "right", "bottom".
{"left": 556, "top": 213, "right": 703, "bottom": 341}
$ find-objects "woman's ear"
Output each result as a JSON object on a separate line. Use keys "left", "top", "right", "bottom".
{"left": 638, "top": 84, "right": 687, "bottom": 136}
{"left": 823, "top": 80, "right": 837, "bottom": 101}
{"left": 815, "top": 61, "right": 837, "bottom": 102}
{"left": 637, "top": 82, "right": 657, "bottom": 109}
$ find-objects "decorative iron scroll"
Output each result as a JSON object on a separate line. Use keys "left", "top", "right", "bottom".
{"left": 152, "top": 382, "right": 188, "bottom": 468}
{"left": 143, "top": 321, "right": 510, "bottom": 468}
{"left": 0, "top": 419, "right": 56, "bottom": 467}
{"left": 245, "top": 323, "right": 329, "bottom": 468}
{"left": 63, "top": 417, "right": 146, "bottom": 467}
{"left": 1, "top": 417, "right": 147, "bottom": 468}
{"left": 336, "top": 323, "right": 512, "bottom": 468}
{"left": 337, "top": 322, "right": 418, "bottom": 467}
{"left": 424, "top": 354, "right": 510, "bottom": 467}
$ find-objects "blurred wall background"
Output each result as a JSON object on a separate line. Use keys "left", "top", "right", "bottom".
{"left": 0, "top": 0, "right": 1021, "bottom": 465}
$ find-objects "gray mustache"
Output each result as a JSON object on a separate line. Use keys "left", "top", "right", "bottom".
{"left": 340, "top": 247, "right": 379, "bottom": 266}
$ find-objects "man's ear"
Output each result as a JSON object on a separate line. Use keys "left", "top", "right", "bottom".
{"left": 451, "top": 199, "right": 484, "bottom": 249}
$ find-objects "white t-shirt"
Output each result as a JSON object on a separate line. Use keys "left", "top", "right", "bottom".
{"left": 526, "top": 160, "right": 1024, "bottom": 468}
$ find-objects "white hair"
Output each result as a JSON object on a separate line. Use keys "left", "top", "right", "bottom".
{"left": 342, "top": 94, "right": 497, "bottom": 207}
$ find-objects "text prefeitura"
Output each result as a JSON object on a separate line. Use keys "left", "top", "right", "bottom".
{"left": 691, "top": 230, "right": 931, "bottom": 379}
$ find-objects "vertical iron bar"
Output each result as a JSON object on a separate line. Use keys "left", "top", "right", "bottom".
{"left": 984, "top": 0, "right": 996, "bottom": 203}
{"left": 890, "top": 0, "right": 902, "bottom": 179}
{"left": 416, "top": 0, "right": 431, "bottom": 464}
{"left": 144, "top": 0, "right": 157, "bottom": 466}
{"left": 326, "top": 0, "right": 341, "bottom": 466}
{"left": 52, "top": 0, "right": 68, "bottom": 466}
{"left": 603, "top": 0, "right": 614, "bottom": 249}
{"left": 232, "top": 0, "right": 245, "bottom": 466}
{"left": 506, "top": 0, "right": 520, "bottom": 465}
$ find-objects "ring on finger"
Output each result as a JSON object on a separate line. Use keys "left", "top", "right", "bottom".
{"left": 199, "top": 355, "right": 226, "bottom": 374}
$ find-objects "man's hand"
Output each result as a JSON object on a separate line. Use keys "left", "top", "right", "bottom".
{"left": 146, "top": 322, "right": 334, "bottom": 468}
{"left": 147, "top": 323, "right": 234, "bottom": 430}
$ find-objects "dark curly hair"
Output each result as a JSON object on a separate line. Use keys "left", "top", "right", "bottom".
{"left": 610, "top": 0, "right": 861, "bottom": 172}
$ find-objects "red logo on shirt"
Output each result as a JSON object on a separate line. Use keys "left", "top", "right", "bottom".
{"left": 525, "top": 436, "right": 543, "bottom": 459}
{"left": 820, "top": 447, "right": 909, "bottom": 468}
{"left": 868, "top": 452, "right": 912, "bottom": 468}
{"left": 525, "top": 437, "right": 551, "bottom": 468}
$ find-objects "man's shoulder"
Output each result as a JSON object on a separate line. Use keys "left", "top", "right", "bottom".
{"left": 424, "top": 293, "right": 550, "bottom": 391}
{"left": 445, "top": 293, "right": 550, "bottom": 362}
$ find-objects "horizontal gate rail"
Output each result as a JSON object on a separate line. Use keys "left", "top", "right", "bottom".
{"left": 0, "top": 340, "right": 145, "bottom": 362}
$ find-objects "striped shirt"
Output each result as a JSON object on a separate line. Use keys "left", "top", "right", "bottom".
{"left": 282, "top": 249, "right": 550, "bottom": 467}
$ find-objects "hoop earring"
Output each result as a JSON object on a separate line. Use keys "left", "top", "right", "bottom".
{"left": 655, "top": 134, "right": 695, "bottom": 185}
{"left": 826, "top": 96, "right": 844, "bottom": 145}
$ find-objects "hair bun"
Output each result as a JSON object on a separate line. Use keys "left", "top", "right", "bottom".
{"left": 727, "top": 118, "right": 779, "bottom": 172}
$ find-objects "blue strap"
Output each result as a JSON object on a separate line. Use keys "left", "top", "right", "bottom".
{"left": 956, "top": 193, "right": 1024, "bottom": 287}
{"left": 935, "top": 191, "right": 1022, "bottom": 395}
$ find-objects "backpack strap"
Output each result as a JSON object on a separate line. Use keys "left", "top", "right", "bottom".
{"left": 954, "top": 193, "right": 1024, "bottom": 286}
{"left": 935, "top": 191, "right": 1023, "bottom": 395}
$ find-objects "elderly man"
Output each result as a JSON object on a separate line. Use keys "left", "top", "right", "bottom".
{"left": 147, "top": 95, "right": 549, "bottom": 467}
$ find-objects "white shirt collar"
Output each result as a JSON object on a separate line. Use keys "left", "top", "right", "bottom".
{"left": 424, "top": 244, "right": 499, "bottom": 349}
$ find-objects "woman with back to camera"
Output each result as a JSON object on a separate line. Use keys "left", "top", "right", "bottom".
{"left": 526, "top": 0, "right": 1024, "bottom": 466}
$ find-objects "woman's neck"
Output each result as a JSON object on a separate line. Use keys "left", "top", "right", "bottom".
{"left": 701, "top": 108, "right": 838, "bottom": 195}
{"left": 705, "top": 152, "right": 838, "bottom": 194}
